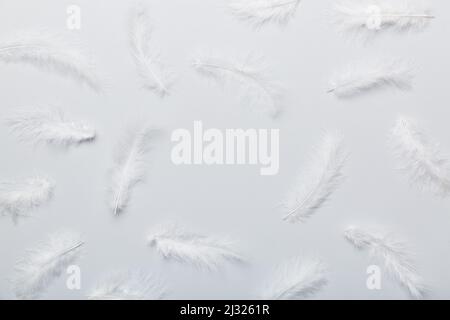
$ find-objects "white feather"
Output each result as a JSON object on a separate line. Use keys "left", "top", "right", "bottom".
{"left": 0, "top": 176, "right": 54, "bottom": 223}
{"left": 391, "top": 116, "right": 450, "bottom": 196}
{"left": 110, "top": 126, "right": 156, "bottom": 216}
{"left": 147, "top": 223, "right": 245, "bottom": 271}
{"left": 0, "top": 32, "right": 100, "bottom": 91}
{"left": 344, "top": 226, "right": 427, "bottom": 299}
{"left": 192, "top": 50, "right": 283, "bottom": 117}
{"left": 88, "top": 270, "right": 165, "bottom": 300}
{"left": 12, "top": 232, "right": 84, "bottom": 299}
{"left": 328, "top": 58, "right": 414, "bottom": 98}
{"left": 227, "top": 0, "right": 302, "bottom": 28}
{"left": 130, "top": 6, "right": 174, "bottom": 97}
{"left": 282, "top": 133, "right": 347, "bottom": 223}
{"left": 6, "top": 108, "right": 96, "bottom": 147}
{"left": 261, "top": 256, "right": 327, "bottom": 300}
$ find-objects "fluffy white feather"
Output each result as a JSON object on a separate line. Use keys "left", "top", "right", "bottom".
{"left": 88, "top": 270, "right": 165, "bottom": 300}
{"left": 110, "top": 126, "right": 156, "bottom": 215}
{"left": 0, "top": 176, "right": 54, "bottom": 223}
{"left": 13, "top": 232, "right": 84, "bottom": 299}
{"left": 282, "top": 133, "right": 347, "bottom": 223}
{"left": 391, "top": 116, "right": 450, "bottom": 196}
{"left": 6, "top": 108, "right": 96, "bottom": 147}
{"left": 130, "top": 6, "right": 174, "bottom": 97}
{"left": 0, "top": 32, "right": 100, "bottom": 91}
{"left": 192, "top": 50, "right": 282, "bottom": 117}
{"left": 333, "top": 0, "right": 434, "bottom": 38}
{"left": 227, "top": 0, "right": 302, "bottom": 28}
{"left": 344, "top": 226, "right": 426, "bottom": 299}
{"left": 328, "top": 58, "right": 414, "bottom": 98}
{"left": 261, "top": 257, "right": 327, "bottom": 300}
{"left": 147, "top": 223, "right": 245, "bottom": 271}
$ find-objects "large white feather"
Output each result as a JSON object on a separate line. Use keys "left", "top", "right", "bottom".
{"left": 227, "top": 0, "right": 302, "bottom": 28}
{"left": 282, "top": 133, "right": 347, "bottom": 223}
{"left": 12, "top": 232, "right": 84, "bottom": 299}
{"left": 391, "top": 116, "right": 450, "bottom": 196}
{"left": 344, "top": 226, "right": 426, "bottom": 299}
{"left": 147, "top": 223, "right": 245, "bottom": 271}
{"left": 328, "top": 58, "right": 414, "bottom": 98}
{"left": 192, "top": 50, "right": 282, "bottom": 117}
{"left": 0, "top": 32, "right": 100, "bottom": 91}
{"left": 6, "top": 108, "right": 96, "bottom": 147}
{"left": 0, "top": 176, "right": 54, "bottom": 223}
{"left": 88, "top": 270, "right": 165, "bottom": 300}
{"left": 261, "top": 256, "right": 327, "bottom": 300}
{"left": 109, "top": 126, "right": 156, "bottom": 216}
{"left": 130, "top": 6, "right": 174, "bottom": 97}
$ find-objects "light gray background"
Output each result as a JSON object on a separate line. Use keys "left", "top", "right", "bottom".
{"left": 0, "top": 0, "right": 449, "bottom": 300}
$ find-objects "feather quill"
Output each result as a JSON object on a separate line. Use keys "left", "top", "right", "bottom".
{"left": 12, "top": 232, "right": 84, "bottom": 299}
{"left": 147, "top": 223, "right": 245, "bottom": 271}
{"left": 6, "top": 108, "right": 96, "bottom": 147}
{"left": 227, "top": 0, "right": 302, "bottom": 28}
{"left": 0, "top": 32, "right": 100, "bottom": 91}
{"left": 0, "top": 176, "right": 54, "bottom": 223}
{"left": 391, "top": 116, "right": 450, "bottom": 196}
{"left": 344, "top": 226, "right": 426, "bottom": 299}
{"left": 328, "top": 58, "right": 414, "bottom": 98}
{"left": 261, "top": 257, "right": 327, "bottom": 299}
{"left": 130, "top": 6, "right": 174, "bottom": 97}
{"left": 282, "top": 133, "right": 347, "bottom": 223}
{"left": 109, "top": 126, "right": 156, "bottom": 216}
{"left": 192, "top": 50, "right": 282, "bottom": 117}
{"left": 88, "top": 270, "right": 165, "bottom": 300}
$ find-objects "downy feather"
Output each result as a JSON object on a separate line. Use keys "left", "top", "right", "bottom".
{"left": 6, "top": 108, "right": 96, "bottom": 147}
{"left": 282, "top": 133, "right": 347, "bottom": 223}
{"left": 261, "top": 257, "right": 327, "bottom": 300}
{"left": 13, "top": 232, "right": 84, "bottom": 299}
{"left": 0, "top": 176, "right": 54, "bottom": 223}
{"left": 227, "top": 0, "right": 302, "bottom": 28}
{"left": 391, "top": 116, "right": 450, "bottom": 196}
{"left": 147, "top": 223, "right": 245, "bottom": 271}
{"left": 192, "top": 50, "right": 283, "bottom": 117}
{"left": 344, "top": 226, "right": 426, "bottom": 299}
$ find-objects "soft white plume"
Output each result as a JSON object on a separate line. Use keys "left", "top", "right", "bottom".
{"left": 109, "top": 126, "right": 156, "bottom": 216}
{"left": 0, "top": 32, "right": 100, "bottom": 91}
{"left": 261, "top": 256, "right": 327, "bottom": 300}
{"left": 147, "top": 223, "right": 245, "bottom": 271}
{"left": 391, "top": 116, "right": 450, "bottom": 196}
{"left": 6, "top": 108, "right": 96, "bottom": 147}
{"left": 13, "top": 232, "right": 84, "bottom": 299}
{"left": 193, "top": 50, "right": 282, "bottom": 117}
{"left": 344, "top": 226, "right": 426, "bottom": 299}
{"left": 328, "top": 58, "right": 414, "bottom": 98}
{"left": 0, "top": 176, "right": 54, "bottom": 223}
{"left": 227, "top": 0, "right": 302, "bottom": 28}
{"left": 89, "top": 270, "right": 165, "bottom": 300}
{"left": 130, "top": 6, "right": 174, "bottom": 97}
{"left": 282, "top": 133, "right": 347, "bottom": 223}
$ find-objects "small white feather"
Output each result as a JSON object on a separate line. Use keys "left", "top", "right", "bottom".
{"left": 328, "top": 58, "right": 414, "bottom": 98}
{"left": 147, "top": 223, "right": 245, "bottom": 271}
{"left": 12, "top": 231, "right": 84, "bottom": 299}
{"left": 391, "top": 116, "right": 450, "bottom": 197}
{"left": 344, "top": 226, "right": 427, "bottom": 299}
{"left": 282, "top": 133, "right": 347, "bottom": 223}
{"left": 261, "top": 256, "right": 327, "bottom": 300}
{"left": 227, "top": 0, "right": 302, "bottom": 28}
{"left": 88, "top": 270, "right": 165, "bottom": 300}
{"left": 193, "top": 50, "right": 283, "bottom": 117}
{"left": 0, "top": 176, "right": 54, "bottom": 223}
{"left": 6, "top": 108, "right": 96, "bottom": 147}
